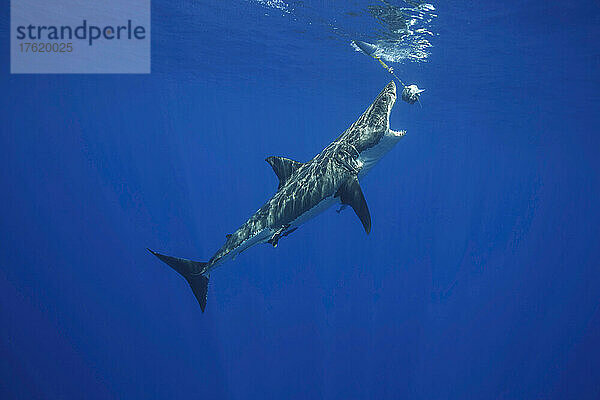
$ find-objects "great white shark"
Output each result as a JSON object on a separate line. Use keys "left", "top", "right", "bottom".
{"left": 149, "top": 81, "right": 405, "bottom": 311}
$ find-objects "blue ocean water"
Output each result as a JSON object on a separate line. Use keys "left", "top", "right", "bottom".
{"left": 1, "top": 0, "right": 599, "bottom": 398}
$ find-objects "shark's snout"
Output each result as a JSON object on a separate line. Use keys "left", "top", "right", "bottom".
{"left": 379, "top": 81, "right": 397, "bottom": 117}
{"left": 383, "top": 81, "right": 397, "bottom": 105}
{"left": 377, "top": 81, "right": 397, "bottom": 129}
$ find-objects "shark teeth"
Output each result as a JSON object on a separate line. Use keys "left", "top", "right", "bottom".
{"left": 390, "top": 129, "right": 406, "bottom": 137}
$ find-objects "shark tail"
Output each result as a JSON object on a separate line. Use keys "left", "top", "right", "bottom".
{"left": 147, "top": 249, "right": 210, "bottom": 312}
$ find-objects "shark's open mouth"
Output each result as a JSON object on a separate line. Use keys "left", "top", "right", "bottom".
{"left": 384, "top": 81, "right": 403, "bottom": 137}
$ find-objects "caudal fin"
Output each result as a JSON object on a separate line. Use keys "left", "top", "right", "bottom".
{"left": 147, "top": 249, "right": 210, "bottom": 312}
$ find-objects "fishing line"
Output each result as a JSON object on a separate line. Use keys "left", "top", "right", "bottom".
{"left": 352, "top": 40, "right": 424, "bottom": 105}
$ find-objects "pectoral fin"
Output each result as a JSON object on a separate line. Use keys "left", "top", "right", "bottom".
{"left": 335, "top": 176, "right": 371, "bottom": 234}
{"left": 266, "top": 156, "right": 303, "bottom": 189}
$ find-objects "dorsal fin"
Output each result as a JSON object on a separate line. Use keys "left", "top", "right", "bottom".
{"left": 265, "top": 156, "right": 303, "bottom": 189}
{"left": 335, "top": 176, "right": 371, "bottom": 234}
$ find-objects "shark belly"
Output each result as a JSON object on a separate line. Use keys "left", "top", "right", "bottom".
{"left": 358, "top": 128, "right": 405, "bottom": 178}
{"left": 232, "top": 228, "right": 273, "bottom": 257}
{"left": 209, "top": 228, "right": 274, "bottom": 271}
{"left": 287, "top": 195, "right": 339, "bottom": 229}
